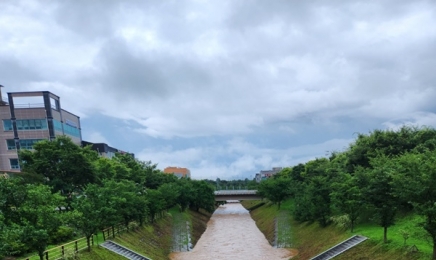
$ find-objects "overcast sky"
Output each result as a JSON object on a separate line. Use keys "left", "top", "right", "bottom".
{"left": 1, "top": 0, "right": 435, "bottom": 180}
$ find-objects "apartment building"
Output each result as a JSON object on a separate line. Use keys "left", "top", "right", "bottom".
{"left": 81, "top": 141, "right": 135, "bottom": 159}
{"left": 163, "top": 166, "right": 191, "bottom": 178}
{"left": 255, "top": 167, "right": 283, "bottom": 182}
{"left": 0, "top": 89, "right": 81, "bottom": 171}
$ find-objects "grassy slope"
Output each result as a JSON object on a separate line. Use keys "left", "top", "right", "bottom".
{"left": 242, "top": 199, "right": 432, "bottom": 260}
{"left": 77, "top": 208, "right": 212, "bottom": 260}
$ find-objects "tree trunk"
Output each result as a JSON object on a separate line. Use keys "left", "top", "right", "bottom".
{"left": 351, "top": 220, "right": 354, "bottom": 233}
{"left": 278, "top": 201, "right": 281, "bottom": 210}
{"left": 383, "top": 226, "right": 388, "bottom": 243}
{"left": 86, "top": 236, "right": 91, "bottom": 252}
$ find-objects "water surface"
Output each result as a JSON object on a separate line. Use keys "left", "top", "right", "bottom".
{"left": 170, "top": 203, "right": 294, "bottom": 260}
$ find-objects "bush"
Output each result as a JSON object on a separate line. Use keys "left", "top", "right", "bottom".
{"left": 128, "top": 221, "right": 139, "bottom": 230}
{"left": 50, "top": 226, "right": 75, "bottom": 244}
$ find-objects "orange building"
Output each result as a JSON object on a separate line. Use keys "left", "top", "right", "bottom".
{"left": 163, "top": 167, "right": 191, "bottom": 179}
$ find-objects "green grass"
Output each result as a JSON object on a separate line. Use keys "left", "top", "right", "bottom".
{"left": 76, "top": 246, "right": 125, "bottom": 260}
{"left": 243, "top": 199, "right": 434, "bottom": 260}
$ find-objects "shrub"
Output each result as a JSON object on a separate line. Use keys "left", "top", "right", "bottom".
{"left": 50, "top": 226, "right": 75, "bottom": 244}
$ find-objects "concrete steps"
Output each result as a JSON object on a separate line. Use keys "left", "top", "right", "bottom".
{"left": 101, "top": 240, "right": 151, "bottom": 260}
{"left": 310, "top": 235, "right": 368, "bottom": 260}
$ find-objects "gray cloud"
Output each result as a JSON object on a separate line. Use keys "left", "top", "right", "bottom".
{"left": 1, "top": 0, "right": 436, "bottom": 178}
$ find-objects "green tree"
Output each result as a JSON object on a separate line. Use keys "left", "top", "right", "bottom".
{"left": 364, "top": 157, "right": 397, "bottom": 243}
{"left": 392, "top": 150, "right": 436, "bottom": 259}
{"left": 20, "top": 136, "right": 96, "bottom": 197}
{"left": 18, "top": 185, "right": 65, "bottom": 260}
{"left": 331, "top": 173, "right": 363, "bottom": 232}
{"left": 71, "top": 184, "right": 104, "bottom": 252}
{"left": 258, "top": 177, "right": 292, "bottom": 209}
{"left": 146, "top": 189, "right": 165, "bottom": 223}
{"left": 190, "top": 180, "right": 215, "bottom": 212}
{"left": 176, "top": 178, "right": 194, "bottom": 212}
{"left": 158, "top": 182, "right": 180, "bottom": 209}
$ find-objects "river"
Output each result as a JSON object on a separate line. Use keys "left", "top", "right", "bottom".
{"left": 170, "top": 202, "right": 295, "bottom": 260}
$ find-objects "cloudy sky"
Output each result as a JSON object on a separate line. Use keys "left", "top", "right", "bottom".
{"left": 1, "top": 0, "right": 435, "bottom": 180}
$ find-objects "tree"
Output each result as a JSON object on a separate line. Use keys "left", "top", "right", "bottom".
{"left": 20, "top": 136, "right": 96, "bottom": 197}
{"left": 331, "top": 173, "right": 363, "bottom": 232}
{"left": 158, "top": 183, "right": 180, "bottom": 209}
{"left": 176, "top": 178, "right": 194, "bottom": 212}
{"left": 18, "top": 185, "right": 65, "bottom": 260}
{"left": 146, "top": 189, "right": 165, "bottom": 223}
{"left": 190, "top": 180, "right": 215, "bottom": 213}
{"left": 364, "top": 156, "right": 397, "bottom": 243}
{"left": 71, "top": 184, "right": 104, "bottom": 252}
{"left": 258, "top": 177, "right": 292, "bottom": 209}
{"left": 392, "top": 150, "right": 436, "bottom": 259}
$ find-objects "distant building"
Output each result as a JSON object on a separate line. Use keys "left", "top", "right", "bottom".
{"left": 163, "top": 166, "right": 191, "bottom": 178}
{"left": 255, "top": 167, "right": 283, "bottom": 182}
{"left": 0, "top": 88, "right": 81, "bottom": 171}
{"left": 81, "top": 141, "right": 134, "bottom": 159}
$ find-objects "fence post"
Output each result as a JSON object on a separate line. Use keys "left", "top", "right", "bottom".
{"left": 112, "top": 226, "right": 115, "bottom": 238}
{"left": 45, "top": 251, "right": 49, "bottom": 260}
{"left": 62, "top": 246, "right": 65, "bottom": 257}
{"left": 102, "top": 230, "right": 106, "bottom": 241}
{"left": 91, "top": 234, "right": 94, "bottom": 246}
{"left": 75, "top": 241, "right": 78, "bottom": 252}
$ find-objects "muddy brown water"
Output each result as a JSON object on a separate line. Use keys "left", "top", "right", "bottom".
{"left": 170, "top": 203, "right": 295, "bottom": 260}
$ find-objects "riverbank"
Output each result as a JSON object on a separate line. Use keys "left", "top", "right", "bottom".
{"left": 242, "top": 199, "right": 431, "bottom": 260}
{"left": 78, "top": 208, "right": 212, "bottom": 260}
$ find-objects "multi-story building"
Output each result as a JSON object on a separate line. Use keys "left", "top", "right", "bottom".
{"left": 255, "top": 167, "right": 283, "bottom": 182}
{"left": 163, "top": 166, "right": 191, "bottom": 178}
{"left": 0, "top": 89, "right": 81, "bottom": 171}
{"left": 81, "top": 141, "right": 135, "bottom": 159}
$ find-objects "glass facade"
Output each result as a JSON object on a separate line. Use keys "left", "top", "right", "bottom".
{"left": 6, "top": 139, "right": 44, "bottom": 150}
{"left": 3, "top": 119, "right": 79, "bottom": 137}
{"left": 53, "top": 119, "right": 80, "bottom": 138}
{"left": 3, "top": 119, "right": 48, "bottom": 131}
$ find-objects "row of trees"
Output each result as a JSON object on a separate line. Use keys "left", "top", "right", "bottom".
{"left": 258, "top": 126, "right": 436, "bottom": 259}
{"left": 0, "top": 136, "right": 215, "bottom": 260}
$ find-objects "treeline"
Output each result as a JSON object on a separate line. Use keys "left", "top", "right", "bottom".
{"left": 258, "top": 126, "right": 436, "bottom": 259}
{"left": 204, "top": 178, "right": 259, "bottom": 190}
{"left": 0, "top": 136, "right": 215, "bottom": 260}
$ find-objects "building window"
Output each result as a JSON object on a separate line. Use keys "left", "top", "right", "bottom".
{"left": 3, "top": 119, "right": 48, "bottom": 131}
{"left": 10, "top": 159, "right": 19, "bottom": 169}
{"left": 3, "top": 120, "right": 13, "bottom": 131}
{"left": 6, "top": 139, "right": 44, "bottom": 150}
{"left": 6, "top": 140, "right": 16, "bottom": 150}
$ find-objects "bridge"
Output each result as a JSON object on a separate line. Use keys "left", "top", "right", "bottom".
{"left": 214, "top": 190, "right": 261, "bottom": 201}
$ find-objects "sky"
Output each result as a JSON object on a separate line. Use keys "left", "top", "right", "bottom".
{"left": 1, "top": 0, "right": 436, "bottom": 180}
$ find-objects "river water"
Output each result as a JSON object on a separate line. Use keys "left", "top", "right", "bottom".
{"left": 170, "top": 203, "right": 295, "bottom": 260}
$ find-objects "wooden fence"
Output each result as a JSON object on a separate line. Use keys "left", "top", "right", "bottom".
{"left": 22, "top": 211, "right": 167, "bottom": 260}
{"left": 24, "top": 236, "right": 93, "bottom": 260}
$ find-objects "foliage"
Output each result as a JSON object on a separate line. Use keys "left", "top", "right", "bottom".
{"left": 190, "top": 180, "right": 215, "bottom": 213}
{"left": 20, "top": 136, "right": 96, "bottom": 196}
{"left": 258, "top": 176, "right": 292, "bottom": 209}
{"left": 392, "top": 149, "right": 436, "bottom": 259}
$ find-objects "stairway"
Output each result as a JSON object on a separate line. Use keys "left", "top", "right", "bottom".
{"left": 101, "top": 240, "right": 151, "bottom": 260}
{"left": 310, "top": 235, "right": 368, "bottom": 260}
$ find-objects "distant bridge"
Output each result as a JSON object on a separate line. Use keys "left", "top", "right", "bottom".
{"left": 214, "top": 190, "right": 261, "bottom": 201}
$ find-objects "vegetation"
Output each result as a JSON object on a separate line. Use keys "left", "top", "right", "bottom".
{"left": 5, "top": 125, "right": 436, "bottom": 259}
{"left": 254, "top": 126, "right": 436, "bottom": 259}
{"left": 0, "top": 136, "right": 216, "bottom": 259}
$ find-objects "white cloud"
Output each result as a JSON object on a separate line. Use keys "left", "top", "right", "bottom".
{"left": 83, "top": 131, "right": 111, "bottom": 145}
{"left": 136, "top": 137, "right": 353, "bottom": 179}
{"left": 1, "top": 0, "right": 435, "bottom": 179}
